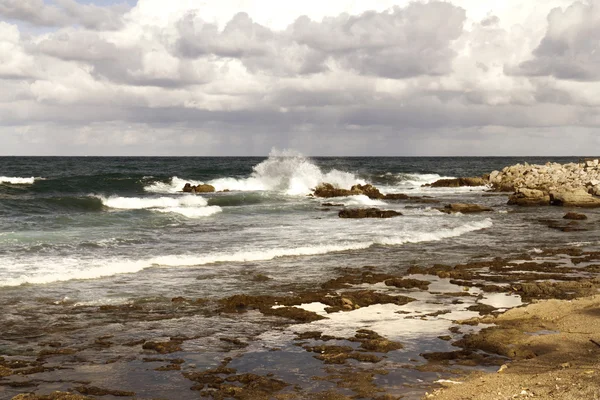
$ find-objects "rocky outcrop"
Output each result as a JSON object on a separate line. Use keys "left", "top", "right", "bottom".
{"left": 338, "top": 208, "right": 402, "bottom": 219}
{"left": 489, "top": 160, "right": 600, "bottom": 194}
{"left": 489, "top": 159, "right": 600, "bottom": 207}
{"left": 183, "top": 183, "right": 215, "bottom": 193}
{"left": 437, "top": 203, "right": 493, "bottom": 214}
{"left": 425, "top": 177, "right": 486, "bottom": 188}
{"left": 507, "top": 188, "right": 551, "bottom": 206}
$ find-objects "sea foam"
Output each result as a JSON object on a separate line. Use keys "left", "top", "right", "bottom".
{"left": 0, "top": 176, "right": 38, "bottom": 184}
{"left": 99, "top": 195, "right": 221, "bottom": 217}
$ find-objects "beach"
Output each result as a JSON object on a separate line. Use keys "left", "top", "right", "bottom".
{"left": 1, "top": 154, "right": 600, "bottom": 399}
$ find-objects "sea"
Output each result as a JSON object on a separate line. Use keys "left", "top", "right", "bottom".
{"left": 0, "top": 150, "right": 598, "bottom": 399}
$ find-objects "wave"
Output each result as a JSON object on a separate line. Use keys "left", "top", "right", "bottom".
{"left": 149, "top": 218, "right": 494, "bottom": 267}
{"left": 397, "top": 173, "right": 455, "bottom": 187}
{"left": 2, "top": 258, "right": 148, "bottom": 287}
{"left": 0, "top": 217, "right": 492, "bottom": 287}
{"left": 98, "top": 195, "right": 222, "bottom": 218}
{"left": 0, "top": 176, "right": 38, "bottom": 185}
{"left": 145, "top": 149, "right": 365, "bottom": 196}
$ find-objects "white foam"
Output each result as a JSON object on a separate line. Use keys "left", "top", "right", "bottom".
{"left": 145, "top": 176, "right": 202, "bottom": 194}
{"left": 149, "top": 242, "right": 373, "bottom": 267}
{"left": 378, "top": 218, "right": 493, "bottom": 246}
{"left": 1, "top": 258, "right": 148, "bottom": 287}
{"left": 339, "top": 195, "right": 387, "bottom": 206}
{"left": 0, "top": 176, "right": 37, "bottom": 184}
{"left": 98, "top": 195, "right": 221, "bottom": 218}
{"left": 101, "top": 195, "right": 207, "bottom": 209}
{"left": 400, "top": 173, "right": 455, "bottom": 187}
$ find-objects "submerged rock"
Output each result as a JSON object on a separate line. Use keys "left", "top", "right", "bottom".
{"left": 563, "top": 212, "right": 588, "bottom": 220}
{"left": 437, "top": 203, "right": 492, "bottom": 214}
{"left": 338, "top": 208, "right": 402, "bottom": 219}
{"left": 425, "top": 177, "right": 486, "bottom": 188}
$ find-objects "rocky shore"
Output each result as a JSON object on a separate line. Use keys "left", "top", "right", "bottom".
{"left": 3, "top": 245, "right": 600, "bottom": 400}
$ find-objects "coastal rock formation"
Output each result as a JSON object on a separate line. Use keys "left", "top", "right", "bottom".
{"left": 437, "top": 203, "right": 492, "bottom": 214}
{"left": 338, "top": 208, "right": 402, "bottom": 219}
{"left": 488, "top": 160, "right": 600, "bottom": 194}
{"left": 183, "top": 183, "right": 215, "bottom": 193}
{"left": 425, "top": 177, "right": 486, "bottom": 188}
{"left": 487, "top": 159, "right": 600, "bottom": 207}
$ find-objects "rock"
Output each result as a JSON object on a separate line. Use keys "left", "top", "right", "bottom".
{"left": 383, "top": 193, "right": 410, "bottom": 200}
{"left": 425, "top": 177, "right": 486, "bottom": 188}
{"left": 550, "top": 188, "right": 600, "bottom": 207}
{"left": 338, "top": 208, "right": 402, "bottom": 219}
{"left": 350, "top": 184, "right": 384, "bottom": 199}
{"left": 193, "top": 184, "right": 215, "bottom": 193}
{"left": 313, "top": 183, "right": 355, "bottom": 198}
{"left": 508, "top": 188, "right": 551, "bottom": 206}
{"left": 563, "top": 212, "right": 588, "bottom": 220}
{"left": 437, "top": 203, "right": 492, "bottom": 214}
{"left": 182, "top": 183, "right": 216, "bottom": 193}
{"left": 142, "top": 340, "right": 183, "bottom": 354}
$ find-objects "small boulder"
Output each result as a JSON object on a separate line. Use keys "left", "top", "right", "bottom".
{"left": 338, "top": 208, "right": 402, "bottom": 219}
{"left": 183, "top": 183, "right": 194, "bottom": 193}
{"left": 193, "top": 184, "right": 215, "bottom": 193}
{"left": 437, "top": 203, "right": 492, "bottom": 214}
{"left": 508, "top": 188, "right": 551, "bottom": 206}
{"left": 563, "top": 212, "right": 588, "bottom": 220}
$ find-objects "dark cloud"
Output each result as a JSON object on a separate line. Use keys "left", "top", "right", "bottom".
{"left": 0, "top": 0, "right": 130, "bottom": 30}
{"left": 508, "top": 2, "right": 600, "bottom": 81}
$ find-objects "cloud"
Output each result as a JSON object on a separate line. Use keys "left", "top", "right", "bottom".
{"left": 508, "top": 1, "right": 600, "bottom": 81}
{"left": 174, "top": 3, "right": 466, "bottom": 79}
{"left": 0, "top": 0, "right": 130, "bottom": 30}
{"left": 1, "top": 0, "right": 600, "bottom": 155}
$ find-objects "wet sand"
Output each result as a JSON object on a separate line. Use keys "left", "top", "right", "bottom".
{"left": 2, "top": 247, "right": 600, "bottom": 400}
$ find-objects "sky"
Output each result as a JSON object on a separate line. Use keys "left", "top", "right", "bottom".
{"left": 1, "top": 0, "right": 599, "bottom": 156}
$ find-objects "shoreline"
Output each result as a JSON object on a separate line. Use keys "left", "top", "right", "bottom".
{"left": 3, "top": 245, "right": 600, "bottom": 400}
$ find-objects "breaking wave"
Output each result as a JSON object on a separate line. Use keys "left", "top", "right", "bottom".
{"left": 0, "top": 176, "right": 38, "bottom": 185}
{"left": 0, "top": 218, "right": 493, "bottom": 287}
{"left": 145, "top": 149, "right": 364, "bottom": 196}
{"left": 98, "top": 195, "right": 222, "bottom": 218}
